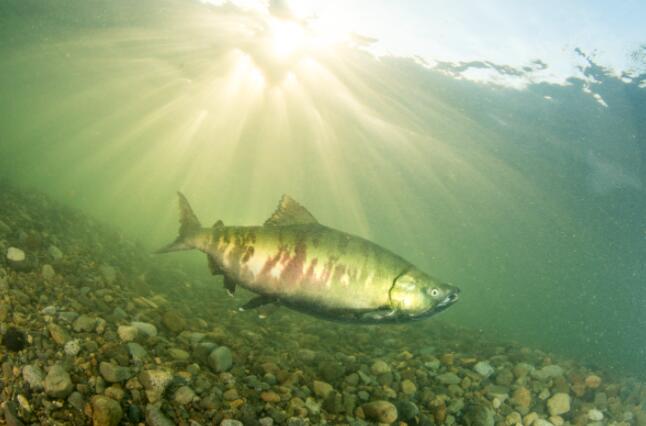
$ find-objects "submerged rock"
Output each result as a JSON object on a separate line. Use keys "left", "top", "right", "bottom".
{"left": 208, "top": 346, "right": 233, "bottom": 372}
{"left": 44, "top": 365, "right": 74, "bottom": 398}
{"left": 91, "top": 395, "right": 123, "bottom": 426}
{"left": 359, "top": 400, "right": 398, "bottom": 423}
{"left": 547, "top": 393, "right": 570, "bottom": 416}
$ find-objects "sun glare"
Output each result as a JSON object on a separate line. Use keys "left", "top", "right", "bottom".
{"left": 269, "top": 19, "right": 306, "bottom": 59}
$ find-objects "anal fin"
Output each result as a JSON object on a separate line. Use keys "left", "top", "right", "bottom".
{"left": 239, "top": 295, "right": 275, "bottom": 311}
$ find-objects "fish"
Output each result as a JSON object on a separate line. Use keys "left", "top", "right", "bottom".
{"left": 157, "top": 193, "right": 460, "bottom": 323}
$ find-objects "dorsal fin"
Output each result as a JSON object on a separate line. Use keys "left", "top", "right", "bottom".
{"left": 264, "top": 195, "right": 319, "bottom": 226}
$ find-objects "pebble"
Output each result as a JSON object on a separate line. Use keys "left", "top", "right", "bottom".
{"left": 512, "top": 386, "right": 532, "bottom": 410}
{"left": 401, "top": 379, "right": 417, "bottom": 395}
{"left": 139, "top": 370, "right": 173, "bottom": 403}
{"left": 360, "top": 400, "right": 398, "bottom": 423}
{"left": 220, "top": 420, "right": 244, "bottom": 426}
{"left": 91, "top": 395, "right": 123, "bottom": 426}
{"left": 42, "top": 264, "right": 56, "bottom": 280}
{"left": 47, "top": 323, "right": 70, "bottom": 345}
{"left": 313, "top": 380, "right": 333, "bottom": 398}
{"left": 6, "top": 247, "right": 25, "bottom": 262}
{"left": 371, "top": 359, "right": 391, "bottom": 375}
{"left": 547, "top": 392, "right": 571, "bottom": 416}
{"left": 162, "top": 309, "right": 187, "bottom": 333}
{"left": 437, "top": 372, "right": 461, "bottom": 385}
{"left": 73, "top": 314, "right": 97, "bottom": 332}
{"left": 534, "top": 365, "right": 564, "bottom": 380}
{"left": 588, "top": 408, "right": 604, "bottom": 421}
{"left": 48, "top": 245, "right": 63, "bottom": 260}
{"left": 127, "top": 342, "right": 148, "bottom": 361}
{"left": 64, "top": 339, "right": 81, "bottom": 356}
{"left": 168, "top": 347, "right": 190, "bottom": 361}
{"left": 44, "top": 364, "right": 74, "bottom": 398}
{"left": 99, "top": 361, "right": 134, "bottom": 383}
{"left": 585, "top": 374, "right": 602, "bottom": 389}
{"left": 260, "top": 390, "right": 281, "bottom": 403}
{"left": 22, "top": 365, "right": 45, "bottom": 390}
{"left": 474, "top": 361, "right": 495, "bottom": 377}
{"left": 118, "top": 325, "right": 138, "bottom": 342}
{"left": 174, "top": 386, "right": 197, "bottom": 404}
{"left": 131, "top": 321, "right": 157, "bottom": 337}
{"left": 534, "top": 419, "right": 554, "bottom": 426}
{"left": 208, "top": 346, "right": 233, "bottom": 372}
{"left": 145, "top": 404, "right": 175, "bottom": 426}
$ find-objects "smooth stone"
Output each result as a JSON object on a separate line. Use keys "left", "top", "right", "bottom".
{"left": 260, "top": 391, "right": 281, "bottom": 403}
{"left": 360, "top": 400, "right": 398, "bottom": 423}
{"left": 22, "top": 365, "right": 45, "bottom": 390}
{"left": 145, "top": 404, "right": 175, "bottom": 426}
{"left": 401, "top": 379, "right": 417, "bottom": 395}
{"left": 534, "top": 420, "right": 554, "bottom": 426}
{"left": 47, "top": 323, "right": 70, "bottom": 345}
{"left": 91, "top": 395, "right": 123, "bottom": 426}
{"left": 588, "top": 409, "right": 604, "bottom": 421}
{"left": 48, "top": 245, "right": 63, "bottom": 260}
{"left": 99, "top": 362, "right": 134, "bottom": 383}
{"left": 162, "top": 310, "right": 187, "bottom": 333}
{"left": 371, "top": 360, "right": 391, "bottom": 375}
{"left": 44, "top": 365, "right": 74, "bottom": 398}
{"left": 474, "top": 361, "right": 495, "bottom": 378}
{"left": 437, "top": 372, "right": 461, "bottom": 385}
{"left": 168, "top": 347, "right": 190, "bottom": 361}
{"left": 396, "top": 400, "right": 420, "bottom": 421}
{"left": 68, "top": 391, "right": 85, "bottom": 411}
{"left": 127, "top": 342, "right": 148, "bottom": 360}
{"left": 547, "top": 393, "right": 571, "bottom": 416}
{"left": 512, "top": 386, "right": 532, "bottom": 410}
{"left": 313, "top": 380, "right": 333, "bottom": 398}
{"left": 100, "top": 265, "right": 117, "bottom": 284}
{"left": 6, "top": 247, "right": 25, "bottom": 262}
{"left": 42, "top": 264, "right": 56, "bottom": 280}
{"left": 131, "top": 321, "right": 157, "bottom": 337}
{"left": 117, "top": 325, "right": 138, "bottom": 342}
{"left": 220, "top": 420, "right": 244, "bottom": 426}
{"left": 208, "top": 346, "right": 233, "bottom": 372}
{"left": 463, "top": 403, "right": 494, "bottom": 426}
{"left": 534, "top": 365, "right": 564, "bottom": 380}
{"left": 174, "top": 386, "right": 197, "bottom": 405}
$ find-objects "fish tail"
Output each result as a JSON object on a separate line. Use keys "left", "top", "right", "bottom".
{"left": 155, "top": 192, "right": 202, "bottom": 253}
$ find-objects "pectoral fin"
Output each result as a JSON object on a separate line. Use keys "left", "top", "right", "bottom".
{"left": 207, "top": 255, "right": 222, "bottom": 275}
{"left": 223, "top": 275, "right": 236, "bottom": 295}
{"left": 239, "top": 295, "right": 276, "bottom": 311}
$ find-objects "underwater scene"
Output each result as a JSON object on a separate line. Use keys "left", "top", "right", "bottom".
{"left": 0, "top": 1, "right": 645, "bottom": 425}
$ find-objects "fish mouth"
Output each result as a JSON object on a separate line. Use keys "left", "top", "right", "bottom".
{"left": 438, "top": 289, "right": 460, "bottom": 308}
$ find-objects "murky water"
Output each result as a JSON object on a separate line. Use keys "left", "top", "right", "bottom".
{"left": 0, "top": 1, "right": 645, "bottom": 424}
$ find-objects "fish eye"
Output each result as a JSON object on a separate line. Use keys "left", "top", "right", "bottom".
{"left": 428, "top": 288, "right": 440, "bottom": 297}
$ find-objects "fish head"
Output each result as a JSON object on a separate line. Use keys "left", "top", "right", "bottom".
{"left": 389, "top": 268, "right": 460, "bottom": 320}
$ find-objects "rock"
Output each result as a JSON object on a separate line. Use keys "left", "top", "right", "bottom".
{"left": 463, "top": 403, "right": 494, "bottom": 426}
{"left": 139, "top": 370, "right": 172, "bottom": 403}
{"left": 360, "top": 400, "right": 398, "bottom": 423}
{"left": 401, "top": 379, "right": 417, "bottom": 395}
{"left": 395, "top": 400, "right": 419, "bottom": 421}
{"left": 588, "top": 409, "right": 604, "bottom": 421}
{"left": 259, "top": 417, "right": 274, "bottom": 426}
{"left": 48, "top": 245, "right": 63, "bottom": 260}
{"left": 585, "top": 374, "right": 602, "bottom": 389}
{"left": 371, "top": 360, "right": 391, "bottom": 375}
{"left": 534, "top": 365, "right": 564, "bottom": 380}
{"left": 2, "top": 401, "right": 24, "bottom": 426}
{"left": 91, "top": 395, "right": 123, "bottom": 426}
{"left": 512, "top": 386, "right": 532, "bottom": 411}
{"left": 131, "top": 321, "right": 157, "bottom": 337}
{"left": 100, "top": 264, "right": 117, "bottom": 284}
{"left": 223, "top": 389, "right": 239, "bottom": 400}
{"left": 220, "top": 420, "right": 244, "bottom": 426}
{"left": 313, "top": 380, "right": 333, "bottom": 398}
{"left": 47, "top": 323, "right": 70, "bottom": 345}
{"left": 22, "top": 365, "right": 45, "bottom": 390}
{"left": 208, "top": 346, "right": 233, "bottom": 372}
{"left": 73, "top": 315, "right": 97, "bottom": 332}
{"left": 6, "top": 247, "right": 25, "bottom": 262}
{"left": 68, "top": 392, "right": 85, "bottom": 411}
{"left": 474, "top": 361, "right": 495, "bottom": 378}
{"left": 117, "top": 325, "right": 138, "bottom": 342}
{"left": 127, "top": 342, "right": 148, "bottom": 361}
{"left": 260, "top": 391, "right": 281, "bottom": 403}
{"left": 42, "top": 264, "right": 56, "bottom": 280}
{"left": 495, "top": 368, "right": 514, "bottom": 386}
{"left": 437, "top": 372, "right": 461, "bottom": 385}
{"left": 174, "top": 386, "right": 197, "bottom": 405}
{"left": 99, "top": 362, "right": 134, "bottom": 383}
{"left": 162, "top": 310, "right": 187, "bottom": 333}
{"left": 168, "top": 347, "right": 190, "bottom": 361}
{"left": 44, "top": 365, "right": 74, "bottom": 398}
{"left": 145, "top": 404, "right": 175, "bottom": 426}
{"left": 547, "top": 393, "right": 570, "bottom": 416}
{"left": 64, "top": 339, "right": 81, "bottom": 356}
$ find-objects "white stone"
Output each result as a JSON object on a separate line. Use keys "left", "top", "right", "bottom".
{"left": 474, "top": 361, "right": 495, "bottom": 377}
{"left": 547, "top": 393, "right": 571, "bottom": 416}
{"left": 7, "top": 247, "right": 25, "bottom": 262}
{"left": 64, "top": 339, "right": 81, "bottom": 356}
{"left": 588, "top": 409, "right": 604, "bottom": 421}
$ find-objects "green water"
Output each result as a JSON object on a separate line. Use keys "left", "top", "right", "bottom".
{"left": 1, "top": 0, "right": 644, "bottom": 379}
